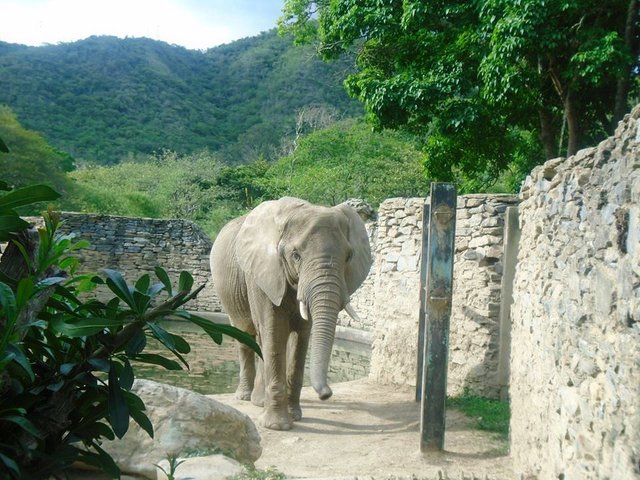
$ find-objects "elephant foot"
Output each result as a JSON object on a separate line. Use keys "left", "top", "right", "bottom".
{"left": 251, "top": 389, "right": 264, "bottom": 407}
{"left": 260, "top": 408, "right": 292, "bottom": 431}
{"left": 235, "top": 386, "right": 252, "bottom": 401}
{"left": 289, "top": 403, "right": 302, "bottom": 421}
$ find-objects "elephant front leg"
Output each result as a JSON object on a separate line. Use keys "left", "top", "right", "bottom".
{"left": 260, "top": 332, "right": 292, "bottom": 430}
{"left": 287, "top": 321, "right": 311, "bottom": 421}
{"left": 253, "top": 311, "right": 292, "bottom": 430}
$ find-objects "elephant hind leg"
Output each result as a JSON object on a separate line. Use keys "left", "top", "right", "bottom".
{"left": 235, "top": 341, "right": 256, "bottom": 401}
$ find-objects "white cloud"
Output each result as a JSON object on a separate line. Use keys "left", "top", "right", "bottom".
{"left": 0, "top": 0, "right": 283, "bottom": 49}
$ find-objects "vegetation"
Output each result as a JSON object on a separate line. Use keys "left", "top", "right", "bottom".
{"left": 0, "top": 179, "right": 260, "bottom": 477}
{"left": 279, "top": 0, "right": 640, "bottom": 190}
{"left": 62, "top": 119, "right": 429, "bottom": 236}
{"left": 155, "top": 455, "right": 186, "bottom": 480}
{"left": 448, "top": 391, "right": 510, "bottom": 438}
{"left": 64, "top": 149, "right": 244, "bottom": 235}
{"left": 0, "top": 106, "right": 74, "bottom": 202}
{"left": 264, "top": 119, "right": 429, "bottom": 205}
{"left": 0, "top": 33, "right": 361, "bottom": 166}
{"left": 232, "top": 466, "right": 287, "bottom": 480}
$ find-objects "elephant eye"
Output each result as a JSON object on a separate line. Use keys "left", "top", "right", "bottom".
{"left": 346, "top": 250, "right": 353, "bottom": 262}
{"left": 291, "top": 250, "right": 301, "bottom": 262}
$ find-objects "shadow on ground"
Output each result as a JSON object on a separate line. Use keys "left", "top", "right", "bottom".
{"left": 214, "top": 379, "right": 513, "bottom": 479}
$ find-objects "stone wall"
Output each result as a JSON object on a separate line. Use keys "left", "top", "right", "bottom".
{"left": 55, "top": 213, "right": 220, "bottom": 312}
{"left": 42, "top": 195, "right": 518, "bottom": 399}
{"left": 509, "top": 107, "right": 640, "bottom": 479}
{"left": 367, "top": 194, "right": 519, "bottom": 398}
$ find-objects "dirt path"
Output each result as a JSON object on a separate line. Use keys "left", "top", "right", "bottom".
{"left": 214, "top": 379, "right": 514, "bottom": 479}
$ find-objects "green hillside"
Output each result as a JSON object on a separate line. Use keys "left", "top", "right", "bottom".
{"left": 0, "top": 32, "right": 361, "bottom": 165}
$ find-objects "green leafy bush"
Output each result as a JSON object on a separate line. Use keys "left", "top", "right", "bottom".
{"left": 263, "top": 119, "right": 429, "bottom": 206}
{"left": 0, "top": 181, "right": 260, "bottom": 478}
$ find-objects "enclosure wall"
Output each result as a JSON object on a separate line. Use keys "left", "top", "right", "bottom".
{"left": 509, "top": 107, "right": 640, "bottom": 478}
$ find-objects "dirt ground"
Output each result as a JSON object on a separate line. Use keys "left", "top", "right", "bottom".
{"left": 213, "top": 379, "right": 514, "bottom": 479}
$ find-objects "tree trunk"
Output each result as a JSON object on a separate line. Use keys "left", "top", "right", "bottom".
{"left": 612, "top": 0, "right": 639, "bottom": 130}
{"left": 538, "top": 107, "right": 557, "bottom": 160}
{"left": 564, "top": 88, "right": 581, "bottom": 156}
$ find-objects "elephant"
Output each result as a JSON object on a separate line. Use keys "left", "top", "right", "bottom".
{"left": 210, "top": 197, "right": 372, "bottom": 430}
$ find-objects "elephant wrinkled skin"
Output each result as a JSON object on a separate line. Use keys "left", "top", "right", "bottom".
{"left": 210, "top": 197, "right": 372, "bottom": 430}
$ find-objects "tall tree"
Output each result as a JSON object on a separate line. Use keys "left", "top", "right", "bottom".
{"left": 280, "top": 0, "right": 639, "bottom": 187}
{"left": 480, "top": 0, "right": 639, "bottom": 156}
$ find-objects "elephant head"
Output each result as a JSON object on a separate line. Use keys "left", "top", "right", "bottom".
{"left": 234, "top": 197, "right": 372, "bottom": 400}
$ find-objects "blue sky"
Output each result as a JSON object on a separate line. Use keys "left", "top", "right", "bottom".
{"left": 0, "top": 0, "right": 286, "bottom": 50}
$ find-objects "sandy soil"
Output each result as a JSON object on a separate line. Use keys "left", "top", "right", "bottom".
{"left": 213, "top": 379, "right": 514, "bottom": 479}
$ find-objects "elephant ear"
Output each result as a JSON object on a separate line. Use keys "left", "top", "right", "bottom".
{"left": 236, "top": 197, "right": 308, "bottom": 306}
{"left": 336, "top": 204, "right": 373, "bottom": 295}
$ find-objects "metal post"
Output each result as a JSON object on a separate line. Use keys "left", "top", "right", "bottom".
{"left": 416, "top": 202, "right": 430, "bottom": 402}
{"left": 420, "top": 182, "right": 456, "bottom": 453}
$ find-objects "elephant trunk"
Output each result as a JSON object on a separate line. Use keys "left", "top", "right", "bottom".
{"left": 305, "top": 276, "right": 344, "bottom": 401}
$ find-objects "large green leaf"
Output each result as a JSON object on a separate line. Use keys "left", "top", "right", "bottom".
{"left": 129, "top": 407, "right": 154, "bottom": 439}
{"left": 154, "top": 266, "right": 172, "bottom": 296}
{"left": 0, "top": 281, "right": 17, "bottom": 328}
{"left": 50, "top": 315, "right": 125, "bottom": 337}
{"left": 90, "top": 442, "right": 121, "bottom": 478}
{"left": 15, "top": 278, "right": 34, "bottom": 309}
{"left": 0, "top": 215, "right": 30, "bottom": 239}
{"left": 119, "top": 359, "right": 134, "bottom": 390}
{"left": 2, "top": 414, "right": 42, "bottom": 438}
{"left": 103, "top": 269, "right": 135, "bottom": 309}
{"left": 147, "top": 322, "right": 175, "bottom": 350}
{"left": 0, "top": 350, "right": 16, "bottom": 371}
{"left": 131, "top": 353, "right": 182, "bottom": 370}
{"left": 108, "top": 366, "right": 130, "bottom": 439}
{"left": 148, "top": 322, "right": 190, "bottom": 367}
{"left": 124, "top": 329, "right": 146, "bottom": 356}
{"left": 0, "top": 184, "right": 60, "bottom": 212}
{"left": 132, "top": 290, "right": 151, "bottom": 314}
{"left": 6, "top": 344, "right": 35, "bottom": 381}
{"left": 178, "top": 270, "right": 193, "bottom": 292}
{"left": 134, "top": 274, "right": 150, "bottom": 293}
{"left": 0, "top": 451, "right": 19, "bottom": 476}
{"left": 124, "top": 391, "right": 153, "bottom": 438}
{"left": 186, "top": 312, "right": 262, "bottom": 358}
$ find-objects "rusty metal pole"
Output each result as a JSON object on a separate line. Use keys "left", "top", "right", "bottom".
{"left": 420, "top": 182, "right": 456, "bottom": 453}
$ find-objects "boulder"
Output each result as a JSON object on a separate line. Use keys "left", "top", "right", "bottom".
{"left": 101, "top": 380, "right": 261, "bottom": 479}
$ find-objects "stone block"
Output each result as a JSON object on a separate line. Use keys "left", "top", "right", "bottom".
{"left": 397, "top": 255, "right": 418, "bottom": 271}
{"left": 101, "top": 380, "right": 261, "bottom": 479}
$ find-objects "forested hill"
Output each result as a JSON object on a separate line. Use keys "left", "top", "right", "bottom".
{"left": 0, "top": 32, "right": 361, "bottom": 165}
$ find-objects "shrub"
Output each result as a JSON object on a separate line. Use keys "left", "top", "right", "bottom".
{"left": 0, "top": 181, "right": 260, "bottom": 478}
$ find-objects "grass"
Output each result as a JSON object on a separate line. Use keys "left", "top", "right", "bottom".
{"left": 232, "top": 466, "right": 287, "bottom": 480}
{"left": 447, "top": 391, "right": 510, "bottom": 438}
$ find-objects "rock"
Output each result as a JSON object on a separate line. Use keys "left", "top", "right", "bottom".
{"left": 101, "top": 380, "right": 261, "bottom": 479}
{"left": 155, "top": 455, "right": 243, "bottom": 480}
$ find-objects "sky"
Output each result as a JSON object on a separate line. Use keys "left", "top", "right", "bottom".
{"left": 0, "top": 0, "right": 286, "bottom": 50}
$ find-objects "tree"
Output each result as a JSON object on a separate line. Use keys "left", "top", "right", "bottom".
{"left": 479, "top": 0, "right": 639, "bottom": 157}
{"left": 279, "top": 0, "right": 639, "bottom": 188}
{"left": 263, "top": 119, "right": 429, "bottom": 206}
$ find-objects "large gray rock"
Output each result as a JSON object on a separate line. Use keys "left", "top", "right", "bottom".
{"left": 102, "top": 380, "right": 261, "bottom": 479}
